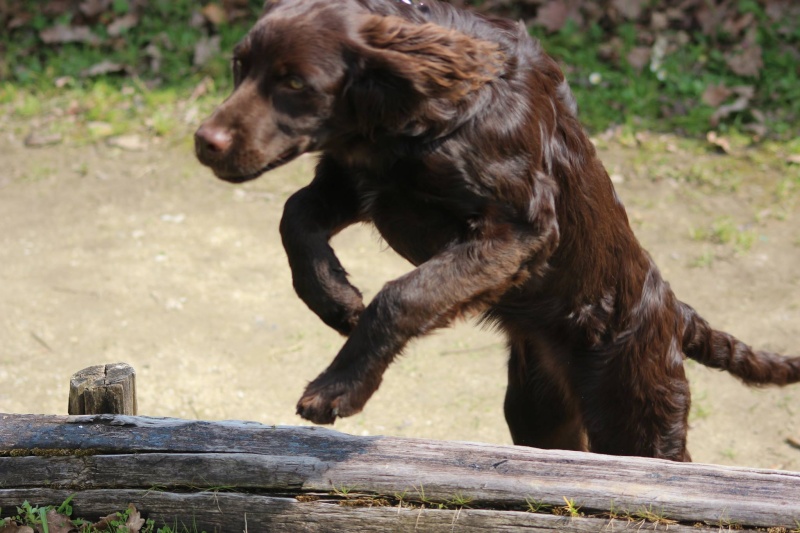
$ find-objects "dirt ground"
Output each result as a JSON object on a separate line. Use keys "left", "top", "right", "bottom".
{"left": 0, "top": 126, "right": 798, "bottom": 470}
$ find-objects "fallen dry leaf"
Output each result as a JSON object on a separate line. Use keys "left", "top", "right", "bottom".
{"left": 145, "top": 43, "right": 162, "bottom": 73}
{"left": 7, "top": 12, "right": 33, "bottom": 30}
{"left": 40, "top": 24, "right": 101, "bottom": 45}
{"left": 597, "top": 37, "right": 623, "bottom": 62}
{"left": 709, "top": 94, "right": 751, "bottom": 127}
{"left": 42, "top": 0, "right": 73, "bottom": 17}
{"left": 650, "top": 11, "right": 668, "bottom": 31}
{"left": 201, "top": 3, "right": 228, "bottom": 26}
{"left": 611, "top": 0, "right": 646, "bottom": 20}
{"left": 535, "top": 0, "right": 569, "bottom": 32}
{"left": 743, "top": 122, "right": 767, "bottom": 140}
{"left": 701, "top": 83, "right": 732, "bottom": 107}
{"left": 765, "top": 0, "right": 792, "bottom": 21}
{"left": 722, "top": 12, "right": 755, "bottom": 36}
{"left": 626, "top": 47, "right": 651, "bottom": 71}
{"left": 79, "top": 0, "right": 111, "bottom": 18}
{"left": 745, "top": 108, "right": 768, "bottom": 139}
{"left": 189, "top": 76, "right": 214, "bottom": 100}
{"left": 107, "top": 135, "right": 147, "bottom": 151}
{"left": 24, "top": 131, "right": 63, "bottom": 147}
{"left": 125, "top": 504, "right": 145, "bottom": 532}
{"left": 189, "top": 9, "right": 207, "bottom": 29}
{"left": 54, "top": 75, "right": 74, "bottom": 88}
{"left": 193, "top": 35, "right": 221, "bottom": 68}
{"left": 706, "top": 131, "right": 732, "bottom": 154}
{"left": 89, "top": 512, "right": 118, "bottom": 532}
{"left": 88, "top": 505, "right": 145, "bottom": 533}
{"left": 731, "top": 85, "right": 755, "bottom": 99}
{"left": 81, "top": 60, "right": 129, "bottom": 77}
{"left": 35, "top": 510, "right": 74, "bottom": 533}
{"left": 0, "top": 523, "right": 34, "bottom": 533}
{"left": 695, "top": 2, "right": 730, "bottom": 36}
{"left": 107, "top": 13, "right": 139, "bottom": 37}
{"left": 223, "top": 0, "right": 253, "bottom": 22}
{"left": 725, "top": 44, "right": 763, "bottom": 77}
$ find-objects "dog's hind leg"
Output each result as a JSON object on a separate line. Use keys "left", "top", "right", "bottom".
{"left": 504, "top": 338, "right": 587, "bottom": 451}
{"left": 575, "top": 337, "right": 692, "bottom": 461}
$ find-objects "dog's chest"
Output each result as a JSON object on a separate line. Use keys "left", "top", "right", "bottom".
{"left": 354, "top": 165, "right": 480, "bottom": 266}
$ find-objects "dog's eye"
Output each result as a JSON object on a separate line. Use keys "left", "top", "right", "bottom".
{"left": 286, "top": 76, "right": 305, "bottom": 90}
{"left": 232, "top": 58, "right": 244, "bottom": 86}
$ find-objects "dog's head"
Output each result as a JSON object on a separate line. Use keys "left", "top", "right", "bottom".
{"left": 195, "top": 0, "right": 504, "bottom": 183}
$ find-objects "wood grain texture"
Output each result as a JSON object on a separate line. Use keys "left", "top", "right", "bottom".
{"left": 67, "top": 363, "right": 137, "bottom": 415}
{"left": 0, "top": 490, "right": 705, "bottom": 533}
{"left": 1, "top": 414, "right": 798, "bottom": 529}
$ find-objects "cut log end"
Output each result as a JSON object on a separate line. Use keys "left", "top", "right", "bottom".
{"left": 68, "top": 363, "right": 137, "bottom": 415}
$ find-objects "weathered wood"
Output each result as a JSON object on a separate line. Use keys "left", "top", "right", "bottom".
{"left": 0, "top": 490, "right": 705, "bottom": 533}
{"left": 67, "top": 363, "right": 137, "bottom": 415}
{"left": 1, "top": 414, "right": 798, "bottom": 529}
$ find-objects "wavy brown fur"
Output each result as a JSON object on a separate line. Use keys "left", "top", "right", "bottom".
{"left": 680, "top": 301, "right": 800, "bottom": 386}
{"left": 359, "top": 15, "right": 505, "bottom": 98}
{"left": 195, "top": 0, "right": 799, "bottom": 461}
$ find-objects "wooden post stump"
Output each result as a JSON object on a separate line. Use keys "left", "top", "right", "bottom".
{"left": 68, "top": 363, "right": 137, "bottom": 415}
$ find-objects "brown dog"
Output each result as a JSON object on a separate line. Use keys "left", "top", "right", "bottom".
{"left": 195, "top": 0, "right": 800, "bottom": 460}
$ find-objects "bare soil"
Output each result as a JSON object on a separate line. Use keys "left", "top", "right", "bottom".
{"left": 0, "top": 129, "right": 798, "bottom": 469}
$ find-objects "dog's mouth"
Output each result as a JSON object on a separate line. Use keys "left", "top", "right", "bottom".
{"left": 216, "top": 146, "right": 302, "bottom": 184}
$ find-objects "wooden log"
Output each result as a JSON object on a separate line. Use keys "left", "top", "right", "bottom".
{"left": 1, "top": 414, "right": 798, "bottom": 530}
{"left": 67, "top": 363, "right": 137, "bottom": 415}
{"left": 0, "top": 489, "right": 706, "bottom": 533}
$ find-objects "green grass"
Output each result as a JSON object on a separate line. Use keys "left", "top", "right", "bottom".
{"left": 532, "top": 13, "right": 800, "bottom": 138}
{"left": 1, "top": 0, "right": 798, "bottom": 140}
{"left": 1, "top": 1, "right": 255, "bottom": 92}
{"left": 720, "top": 447, "right": 738, "bottom": 461}
{"left": 385, "top": 485, "right": 474, "bottom": 510}
{"left": 689, "top": 391, "right": 712, "bottom": 422}
{"left": 525, "top": 497, "right": 552, "bottom": 513}
{"left": 330, "top": 483, "right": 354, "bottom": 497}
{"left": 688, "top": 249, "right": 715, "bottom": 269}
{"left": 632, "top": 504, "right": 676, "bottom": 526}
{"left": 0, "top": 79, "right": 221, "bottom": 145}
{"left": 559, "top": 496, "right": 582, "bottom": 518}
{"left": 0, "top": 497, "right": 208, "bottom": 533}
{"left": 447, "top": 493, "right": 473, "bottom": 507}
{"left": 690, "top": 216, "right": 758, "bottom": 252}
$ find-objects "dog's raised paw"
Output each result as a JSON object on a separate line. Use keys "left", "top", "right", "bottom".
{"left": 296, "top": 375, "right": 367, "bottom": 425}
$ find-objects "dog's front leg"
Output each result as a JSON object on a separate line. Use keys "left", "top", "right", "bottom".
{"left": 296, "top": 220, "right": 559, "bottom": 425}
{"left": 280, "top": 159, "right": 366, "bottom": 336}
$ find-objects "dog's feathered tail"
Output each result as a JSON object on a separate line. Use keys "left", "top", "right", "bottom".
{"left": 678, "top": 300, "right": 800, "bottom": 385}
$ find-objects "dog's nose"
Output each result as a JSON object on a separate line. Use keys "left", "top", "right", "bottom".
{"left": 195, "top": 124, "right": 233, "bottom": 157}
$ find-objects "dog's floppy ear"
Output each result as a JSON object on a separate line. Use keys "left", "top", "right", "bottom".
{"left": 346, "top": 15, "right": 504, "bottom": 135}
{"left": 358, "top": 15, "right": 504, "bottom": 100}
